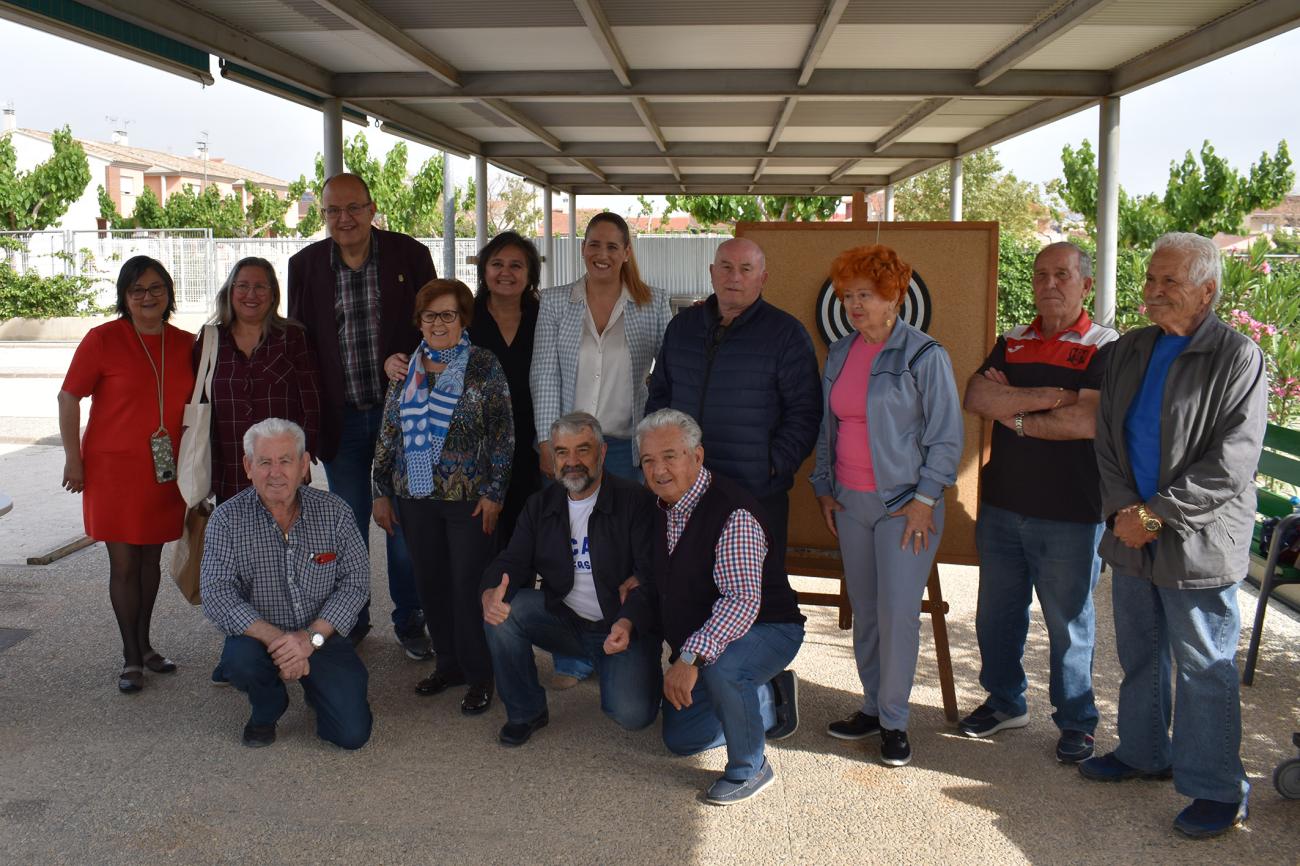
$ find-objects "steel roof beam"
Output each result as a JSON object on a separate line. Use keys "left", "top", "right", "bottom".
{"left": 1110, "top": 0, "right": 1300, "bottom": 95}
{"left": 312, "top": 0, "right": 461, "bottom": 87}
{"left": 478, "top": 98, "right": 563, "bottom": 151}
{"left": 631, "top": 98, "right": 669, "bottom": 152}
{"left": 767, "top": 98, "right": 799, "bottom": 151}
{"left": 354, "top": 100, "right": 481, "bottom": 156}
{"left": 479, "top": 142, "right": 957, "bottom": 160}
{"left": 798, "top": 0, "right": 851, "bottom": 86}
{"left": 331, "top": 68, "right": 1112, "bottom": 100}
{"left": 875, "top": 97, "right": 952, "bottom": 151}
{"left": 77, "top": 0, "right": 332, "bottom": 94}
{"left": 976, "top": 0, "right": 1113, "bottom": 87}
{"left": 572, "top": 0, "right": 632, "bottom": 87}
{"left": 956, "top": 97, "right": 1094, "bottom": 154}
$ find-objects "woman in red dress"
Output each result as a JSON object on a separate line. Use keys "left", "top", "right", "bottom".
{"left": 58, "top": 256, "right": 195, "bottom": 693}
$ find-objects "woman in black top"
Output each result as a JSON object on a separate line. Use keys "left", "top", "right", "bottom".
{"left": 472, "top": 231, "right": 543, "bottom": 544}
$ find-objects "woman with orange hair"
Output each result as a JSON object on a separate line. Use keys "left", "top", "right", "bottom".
{"left": 809, "top": 244, "right": 962, "bottom": 768}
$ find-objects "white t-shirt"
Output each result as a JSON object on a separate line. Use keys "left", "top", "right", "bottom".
{"left": 563, "top": 489, "right": 603, "bottom": 622}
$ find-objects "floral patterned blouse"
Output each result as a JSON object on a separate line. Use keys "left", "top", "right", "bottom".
{"left": 372, "top": 345, "right": 514, "bottom": 503}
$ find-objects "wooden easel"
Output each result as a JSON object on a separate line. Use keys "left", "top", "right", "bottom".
{"left": 787, "top": 547, "right": 958, "bottom": 723}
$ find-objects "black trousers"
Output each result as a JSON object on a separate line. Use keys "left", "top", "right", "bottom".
{"left": 756, "top": 490, "right": 790, "bottom": 571}
{"left": 397, "top": 498, "right": 496, "bottom": 684}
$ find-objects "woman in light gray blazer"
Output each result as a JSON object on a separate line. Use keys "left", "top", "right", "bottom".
{"left": 531, "top": 211, "right": 671, "bottom": 483}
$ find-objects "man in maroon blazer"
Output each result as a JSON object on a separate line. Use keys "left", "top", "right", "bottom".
{"left": 288, "top": 172, "right": 435, "bottom": 657}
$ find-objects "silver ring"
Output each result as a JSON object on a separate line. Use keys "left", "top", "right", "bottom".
{"left": 913, "top": 531, "right": 923, "bottom": 536}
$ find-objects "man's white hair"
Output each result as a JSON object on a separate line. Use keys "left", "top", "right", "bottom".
{"left": 635, "top": 408, "right": 702, "bottom": 453}
{"left": 1152, "top": 232, "right": 1222, "bottom": 304}
{"left": 243, "top": 417, "right": 306, "bottom": 458}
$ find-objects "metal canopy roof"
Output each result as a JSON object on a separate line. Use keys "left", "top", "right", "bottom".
{"left": 20, "top": 0, "right": 1300, "bottom": 195}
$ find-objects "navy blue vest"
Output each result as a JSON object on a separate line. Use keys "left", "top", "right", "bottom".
{"left": 653, "top": 474, "right": 805, "bottom": 654}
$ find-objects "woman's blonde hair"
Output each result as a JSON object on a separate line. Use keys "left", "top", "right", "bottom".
{"left": 585, "top": 212, "right": 652, "bottom": 305}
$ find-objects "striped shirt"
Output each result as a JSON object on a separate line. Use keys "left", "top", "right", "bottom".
{"left": 200, "top": 485, "right": 370, "bottom": 637}
{"left": 331, "top": 239, "right": 383, "bottom": 409}
{"left": 662, "top": 467, "right": 767, "bottom": 662}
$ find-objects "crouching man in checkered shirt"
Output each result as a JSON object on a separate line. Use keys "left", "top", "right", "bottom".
{"left": 201, "top": 417, "right": 372, "bottom": 750}
{"left": 611, "top": 409, "right": 806, "bottom": 805}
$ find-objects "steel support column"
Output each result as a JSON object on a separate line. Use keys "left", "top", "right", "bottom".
{"left": 542, "top": 187, "right": 554, "bottom": 287}
{"left": 322, "top": 98, "right": 343, "bottom": 177}
{"left": 884, "top": 184, "right": 895, "bottom": 221}
{"left": 1095, "top": 96, "right": 1120, "bottom": 328}
{"left": 442, "top": 152, "right": 456, "bottom": 279}
{"left": 568, "top": 193, "right": 579, "bottom": 277}
{"left": 949, "top": 157, "right": 963, "bottom": 221}
{"left": 475, "top": 156, "right": 488, "bottom": 252}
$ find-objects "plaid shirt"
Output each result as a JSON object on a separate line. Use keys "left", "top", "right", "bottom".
{"left": 662, "top": 467, "right": 767, "bottom": 662}
{"left": 332, "top": 239, "right": 383, "bottom": 409}
{"left": 203, "top": 324, "right": 321, "bottom": 502}
{"left": 200, "top": 486, "right": 370, "bottom": 637}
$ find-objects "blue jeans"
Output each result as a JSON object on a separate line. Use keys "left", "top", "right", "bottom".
{"left": 484, "top": 588, "right": 661, "bottom": 726}
{"left": 221, "top": 634, "right": 372, "bottom": 750}
{"left": 661, "top": 622, "right": 804, "bottom": 781}
{"left": 975, "top": 503, "right": 1102, "bottom": 733}
{"left": 1110, "top": 570, "right": 1249, "bottom": 803}
{"left": 322, "top": 405, "right": 421, "bottom": 632}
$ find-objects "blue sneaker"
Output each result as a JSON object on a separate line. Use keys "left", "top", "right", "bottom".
{"left": 1173, "top": 797, "right": 1247, "bottom": 838}
{"left": 705, "top": 759, "right": 776, "bottom": 805}
{"left": 1078, "top": 751, "right": 1172, "bottom": 782}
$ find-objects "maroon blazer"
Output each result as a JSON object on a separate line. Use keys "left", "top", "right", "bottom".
{"left": 287, "top": 228, "right": 435, "bottom": 461}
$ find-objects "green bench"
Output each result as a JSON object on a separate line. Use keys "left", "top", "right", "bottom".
{"left": 1242, "top": 422, "right": 1300, "bottom": 686}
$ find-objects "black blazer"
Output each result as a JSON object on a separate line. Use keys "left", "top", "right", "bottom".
{"left": 480, "top": 473, "right": 657, "bottom": 631}
{"left": 287, "top": 228, "right": 435, "bottom": 461}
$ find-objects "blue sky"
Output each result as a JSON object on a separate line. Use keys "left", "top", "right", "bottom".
{"left": 2, "top": 18, "right": 1297, "bottom": 210}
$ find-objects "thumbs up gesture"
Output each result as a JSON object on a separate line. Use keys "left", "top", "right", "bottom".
{"left": 482, "top": 574, "right": 512, "bottom": 625}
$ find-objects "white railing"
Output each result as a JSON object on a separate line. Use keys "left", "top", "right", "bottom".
{"left": 2, "top": 230, "right": 729, "bottom": 315}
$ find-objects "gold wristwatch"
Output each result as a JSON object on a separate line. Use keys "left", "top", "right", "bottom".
{"left": 1136, "top": 504, "right": 1163, "bottom": 533}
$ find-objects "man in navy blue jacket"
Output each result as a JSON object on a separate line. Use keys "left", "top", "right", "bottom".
{"left": 645, "top": 237, "right": 822, "bottom": 567}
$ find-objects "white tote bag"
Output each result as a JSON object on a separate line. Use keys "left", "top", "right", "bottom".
{"left": 177, "top": 324, "right": 218, "bottom": 508}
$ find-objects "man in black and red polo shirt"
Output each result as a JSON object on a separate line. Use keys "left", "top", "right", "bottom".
{"left": 959, "top": 242, "right": 1117, "bottom": 764}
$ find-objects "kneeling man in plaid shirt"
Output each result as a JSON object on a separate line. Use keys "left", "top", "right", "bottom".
{"left": 201, "top": 417, "right": 372, "bottom": 749}
{"left": 611, "top": 409, "right": 805, "bottom": 805}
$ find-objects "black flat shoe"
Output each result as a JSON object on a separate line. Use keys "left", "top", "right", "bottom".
{"left": 415, "top": 671, "right": 466, "bottom": 696}
{"left": 242, "top": 721, "right": 277, "bottom": 748}
{"left": 118, "top": 666, "right": 144, "bottom": 693}
{"left": 142, "top": 653, "right": 177, "bottom": 674}
{"left": 461, "top": 682, "right": 493, "bottom": 715}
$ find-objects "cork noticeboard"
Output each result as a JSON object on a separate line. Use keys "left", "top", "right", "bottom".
{"left": 735, "top": 221, "right": 998, "bottom": 566}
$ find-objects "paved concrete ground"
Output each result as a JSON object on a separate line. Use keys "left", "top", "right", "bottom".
{"left": 2, "top": 343, "right": 1298, "bottom": 864}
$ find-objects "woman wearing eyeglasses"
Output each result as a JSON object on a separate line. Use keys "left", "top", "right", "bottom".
{"left": 372, "top": 279, "right": 514, "bottom": 716}
{"left": 202, "top": 257, "right": 321, "bottom": 505}
{"left": 58, "top": 256, "right": 196, "bottom": 693}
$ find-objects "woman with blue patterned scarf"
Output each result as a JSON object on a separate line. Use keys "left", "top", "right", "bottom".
{"left": 373, "top": 279, "right": 514, "bottom": 716}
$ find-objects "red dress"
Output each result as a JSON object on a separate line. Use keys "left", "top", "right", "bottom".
{"left": 62, "top": 318, "right": 195, "bottom": 543}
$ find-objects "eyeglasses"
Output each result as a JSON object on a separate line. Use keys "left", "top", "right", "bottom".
{"left": 233, "top": 282, "right": 272, "bottom": 295}
{"left": 419, "top": 310, "right": 460, "bottom": 324}
{"left": 321, "top": 202, "right": 373, "bottom": 221}
{"left": 126, "top": 285, "right": 167, "bottom": 300}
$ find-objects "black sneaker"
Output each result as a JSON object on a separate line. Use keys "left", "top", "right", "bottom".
{"left": 395, "top": 627, "right": 433, "bottom": 661}
{"left": 1055, "top": 730, "right": 1095, "bottom": 763}
{"left": 765, "top": 670, "right": 799, "bottom": 740}
{"left": 827, "top": 711, "right": 882, "bottom": 740}
{"left": 957, "top": 701, "right": 1029, "bottom": 738}
{"left": 241, "top": 721, "right": 276, "bottom": 748}
{"left": 880, "top": 728, "right": 912, "bottom": 767}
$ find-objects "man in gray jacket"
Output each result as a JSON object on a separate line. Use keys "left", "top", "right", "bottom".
{"left": 1082, "top": 232, "right": 1267, "bottom": 839}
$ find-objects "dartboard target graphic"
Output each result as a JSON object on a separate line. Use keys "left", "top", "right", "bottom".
{"left": 814, "top": 271, "right": 933, "bottom": 345}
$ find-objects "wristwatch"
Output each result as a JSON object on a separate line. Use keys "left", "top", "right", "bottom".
{"left": 679, "top": 650, "right": 706, "bottom": 668}
{"left": 1014, "top": 412, "right": 1026, "bottom": 437}
{"left": 1136, "top": 504, "right": 1163, "bottom": 533}
{"left": 306, "top": 628, "right": 326, "bottom": 649}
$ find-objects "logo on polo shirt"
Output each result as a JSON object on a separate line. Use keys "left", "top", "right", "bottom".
{"left": 814, "top": 271, "right": 933, "bottom": 346}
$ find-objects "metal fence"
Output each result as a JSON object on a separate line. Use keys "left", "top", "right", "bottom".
{"left": 2, "top": 229, "right": 728, "bottom": 316}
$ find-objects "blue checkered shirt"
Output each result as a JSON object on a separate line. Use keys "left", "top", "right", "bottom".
{"left": 332, "top": 238, "right": 383, "bottom": 409}
{"left": 661, "top": 467, "right": 767, "bottom": 662}
{"left": 200, "top": 486, "right": 370, "bottom": 636}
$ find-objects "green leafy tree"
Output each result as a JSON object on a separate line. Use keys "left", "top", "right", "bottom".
{"left": 0, "top": 126, "right": 92, "bottom": 230}
{"left": 97, "top": 184, "right": 125, "bottom": 229}
{"left": 1049, "top": 139, "right": 1294, "bottom": 247}
{"left": 894, "top": 149, "right": 1045, "bottom": 242}
{"left": 661, "top": 193, "right": 842, "bottom": 226}
{"left": 242, "top": 181, "right": 293, "bottom": 237}
{"left": 130, "top": 186, "right": 166, "bottom": 229}
{"left": 303, "top": 135, "right": 455, "bottom": 236}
